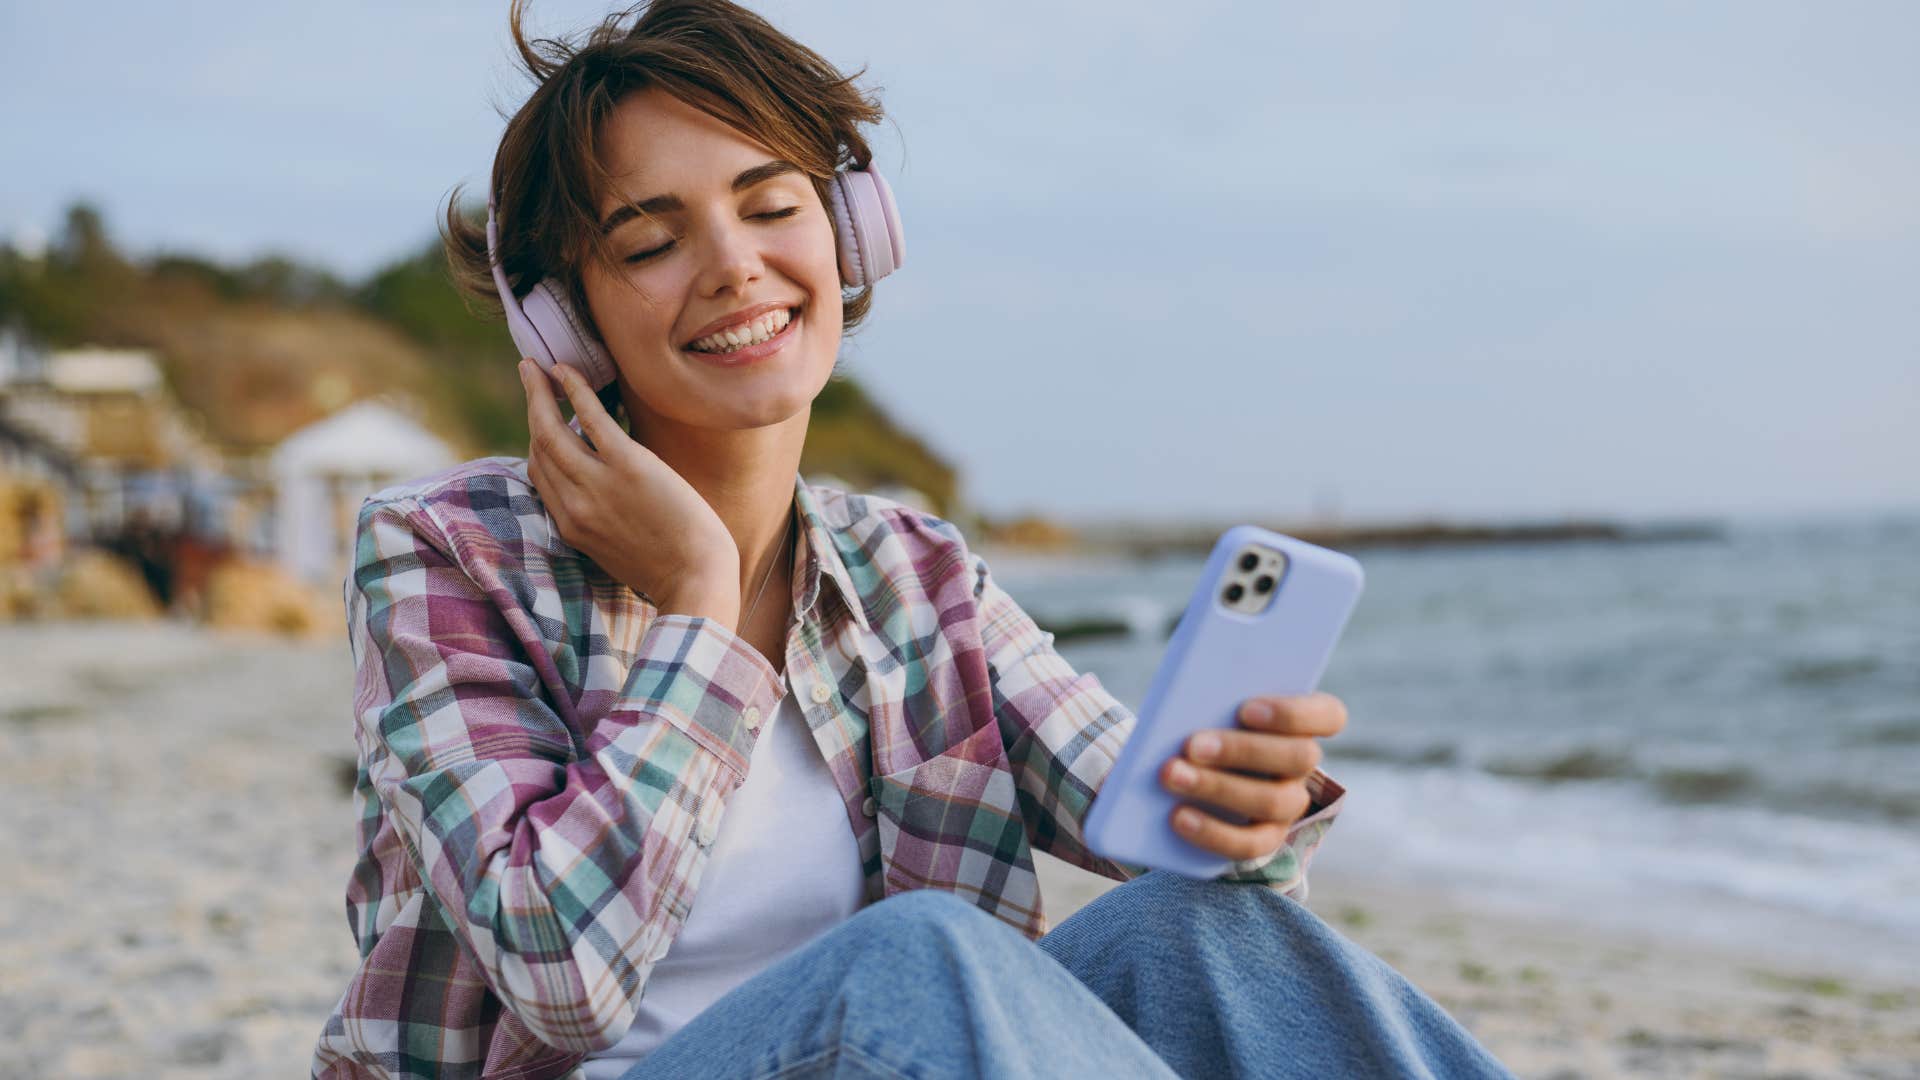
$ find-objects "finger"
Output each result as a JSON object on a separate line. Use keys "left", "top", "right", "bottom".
{"left": 548, "top": 362, "right": 621, "bottom": 455}
{"left": 525, "top": 440, "right": 556, "bottom": 508}
{"left": 1238, "top": 691, "right": 1347, "bottom": 737}
{"left": 1169, "top": 803, "right": 1292, "bottom": 862}
{"left": 521, "top": 359, "right": 594, "bottom": 483}
{"left": 1162, "top": 756, "right": 1315, "bottom": 824}
{"left": 524, "top": 395, "right": 588, "bottom": 536}
{"left": 1184, "top": 728, "right": 1322, "bottom": 779}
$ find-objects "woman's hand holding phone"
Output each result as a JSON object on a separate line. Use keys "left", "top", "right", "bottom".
{"left": 1156, "top": 691, "right": 1347, "bottom": 862}
{"left": 519, "top": 359, "right": 742, "bottom": 624}
{"left": 1083, "top": 525, "right": 1363, "bottom": 877}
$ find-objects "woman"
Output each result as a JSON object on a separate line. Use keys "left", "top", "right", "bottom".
{"left": 314, "top": 1, "right": 1516, "bottom": 1077}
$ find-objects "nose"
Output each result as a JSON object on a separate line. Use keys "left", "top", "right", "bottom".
{"left": 691, "top": 213, "right": 764, "bottom": 299}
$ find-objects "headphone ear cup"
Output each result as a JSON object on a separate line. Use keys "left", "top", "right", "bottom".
{"left": 488, "top": 198, "right": 559, "bottom": 373}
{"left": 488, "top": 196, "right": 616, "bottom": 389}
{"left": 827, "top": 166, "right": 905, "bottom": 288}
{"left": 521, "top": 281, "right": 619, "bottom": 390}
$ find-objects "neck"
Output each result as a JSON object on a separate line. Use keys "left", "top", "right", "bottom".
{"left": 623, "top": 401, "right": 810, "bottom": 607}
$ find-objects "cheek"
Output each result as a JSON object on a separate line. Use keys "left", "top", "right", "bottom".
{"left": 795, "top": 214, "right": 842, "bottom": 289}
{"left": 587, "top": 268, "right": 680, "bottom": 340}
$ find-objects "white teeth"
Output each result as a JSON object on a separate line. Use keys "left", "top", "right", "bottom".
{"left": 690, "top": 307, "right": 793, "bottom": 353}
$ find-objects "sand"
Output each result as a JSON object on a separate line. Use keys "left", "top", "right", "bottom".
{"left": 3, "top": 620, "right": 1915, "bottom": 1078}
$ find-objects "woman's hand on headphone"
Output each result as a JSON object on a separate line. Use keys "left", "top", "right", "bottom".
{"left": 520, "top": 359, "right": 743, "bottom": 625}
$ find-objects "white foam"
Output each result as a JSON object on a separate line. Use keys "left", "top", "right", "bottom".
{"left": 1312, "top": 760, "right": 1920, "bottom": 980}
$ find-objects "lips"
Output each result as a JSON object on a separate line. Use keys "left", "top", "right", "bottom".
{"left": 682, "top": 304, "right": 801, "bottom": 367}
{"left": 680, "top": 300, "right": 803, "bottom": 349}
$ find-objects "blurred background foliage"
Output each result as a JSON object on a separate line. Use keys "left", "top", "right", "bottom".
{"left": 0, "top": 201, "right": 957, "bottom": 513}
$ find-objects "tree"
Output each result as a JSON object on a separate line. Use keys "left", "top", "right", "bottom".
{"left": 53, "top": 202, "right": 120, "bottom": 272}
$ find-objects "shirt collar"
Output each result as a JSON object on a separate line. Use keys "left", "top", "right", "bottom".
{"left": 792, "top": 471, "right": 871, "bottom": 633}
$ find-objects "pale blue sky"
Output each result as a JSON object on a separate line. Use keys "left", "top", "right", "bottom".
{"left": 4, "top": 1, "right": 1916, "bottom": 523}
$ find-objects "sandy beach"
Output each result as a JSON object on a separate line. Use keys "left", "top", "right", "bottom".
{"left": 3, "top": 620, "right": 1915, "bottom": 1079}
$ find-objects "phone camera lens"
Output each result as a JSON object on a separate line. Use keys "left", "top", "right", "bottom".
{"left": 1238, "top": 552, "right": 1259, "bottom": 572}
{"left": 1254, "top": 574, "right": 1275, "bottom": 593}
{"left": 1224, "top": 583, "right": 1245, "bottom": 603}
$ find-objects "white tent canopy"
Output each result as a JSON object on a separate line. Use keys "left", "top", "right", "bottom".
{"left": 271, "top": 400, "right": 457, "bottom": 584}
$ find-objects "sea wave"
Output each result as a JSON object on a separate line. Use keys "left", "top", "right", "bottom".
{"left": 1650, "top": 764, "right": 1761, "bottom": 803}
{"left": 1325, "top": 740, "right": 1458, "bottom": 768}
{"left": 1312, "top": 759, "right": 1920, "bottom": 955}
{"left": 1779, "top": 655, "right": 1883, "bottom": 685}
{"left": 1850, "top": 716, "right": 1920, "bottom": 746}
{"left": 1328, "top": 740, "right": 1915, "bottom": 827}
{"left": 1484, "top": 745, "right": 1635, "bottom": 782}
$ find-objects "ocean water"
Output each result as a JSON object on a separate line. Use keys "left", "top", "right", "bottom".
{"left": 990, "top": 512, "right": 1920, "bottom": 969}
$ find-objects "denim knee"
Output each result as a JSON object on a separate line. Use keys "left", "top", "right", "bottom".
{"left": 628, "top": 889, "right": 1154, "bottom": 1080}
{"left": 800, "top": 891, "right": 1073, "bottom": 1074}
{"left": 1045, "top": 871, "right": 1276, "bottom": 943}
{"left": 845, "top": 887, "right": 1000, "bottom": 942}
{"left": 828, "top": 889, "right": 1024, "bottom": 986}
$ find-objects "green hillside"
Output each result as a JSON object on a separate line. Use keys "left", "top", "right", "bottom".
{"left": 0, "top": 203, "right": 958, "bottom": 513}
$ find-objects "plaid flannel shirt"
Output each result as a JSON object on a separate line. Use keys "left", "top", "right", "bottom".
{"left": 313, "top": 457, "right": 1347, "bottom": 1078}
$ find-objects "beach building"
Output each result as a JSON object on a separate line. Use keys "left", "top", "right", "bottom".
{"left": 268, "top": 399, "right": 456, "bottom": 586}
{"left": 0, "top": 344, "right": 227, "bottom": 540}
{"left": 0, "top": 340, "right": 240, "bottom": 614}
{"left": 0, "top": 323, "right": 49, "bottom": 387}
{"left": 0, "top": 329, "right": 79, "bottom": 494}
{"left": 1, "top": 333, "right": 90, "bottom": 538}
{"left": 0, "top": 410, "right": 72, "bottom": 602}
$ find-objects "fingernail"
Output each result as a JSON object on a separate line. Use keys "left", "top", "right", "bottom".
{"left": 1175, "top": 808, "right": 1203, "bottom": 833}
{"left": 1190, "top": 733, "right": 1220, "bottom": 762}
{"left": 1168, "top": 760, "right": 1197, "bottom": 790}
{"left": 1242, "top": 701, "right": 1275, "bottom": 726}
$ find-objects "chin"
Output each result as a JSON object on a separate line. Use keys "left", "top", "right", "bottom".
{"left": 714, "top": 370, "right": 824, "bottom": 429}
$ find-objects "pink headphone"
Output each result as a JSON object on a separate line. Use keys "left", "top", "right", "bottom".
{"left": 486, "top": 165, "right": 905, "bottom": 391}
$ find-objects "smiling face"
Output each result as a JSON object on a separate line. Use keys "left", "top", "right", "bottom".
{"left": 580, "top": 87, "right": 843, "bottom": 435}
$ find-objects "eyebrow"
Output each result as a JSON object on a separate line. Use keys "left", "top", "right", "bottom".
{"left": 598, "top": 160, "right": 803, "bottom": 236}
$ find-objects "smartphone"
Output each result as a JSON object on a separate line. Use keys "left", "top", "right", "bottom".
{"left": 1083, "top": 525, "right": 1364, "bottom": 878}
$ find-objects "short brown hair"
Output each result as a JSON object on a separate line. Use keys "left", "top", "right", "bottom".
{"left": 442, "top": 0, "right": 889, "bottom": 374}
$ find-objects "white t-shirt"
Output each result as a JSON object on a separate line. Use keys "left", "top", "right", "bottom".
{"left": 581, "top": 681, "right": 869, "bottom": 1077}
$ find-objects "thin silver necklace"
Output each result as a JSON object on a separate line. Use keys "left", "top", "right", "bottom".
{"left": 742, "top": 508, "right": 795, "bottom": 630}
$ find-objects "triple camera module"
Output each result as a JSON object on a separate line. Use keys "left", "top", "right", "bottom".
{"left": 1219, "top": 545, "right": 1288, "bottom": 615}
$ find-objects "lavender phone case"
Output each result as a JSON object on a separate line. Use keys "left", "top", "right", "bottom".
{"left": 1083, "top": 525, "right": 1364, "bottom": 878}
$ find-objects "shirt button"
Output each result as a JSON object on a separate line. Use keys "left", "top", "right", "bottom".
{"left": 743, "top": 706, "right": 762, "bottom": 730}
{"left": 811, "top": 683, "right": 833, "bottom": 705}
{"left": 861, "top": 796, "right": 877, "bottom": 817}
{"left": 696, "top": 816, "right": 719, "bottom": 847}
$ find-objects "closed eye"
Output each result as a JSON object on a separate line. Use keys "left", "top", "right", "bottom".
{"left": 625, "top": 242, "right": 673, "bottom": 264}
{"left": 623, "top": 206, "right": 805, "bottom": 265}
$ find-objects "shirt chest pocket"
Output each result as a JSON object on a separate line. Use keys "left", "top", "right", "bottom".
{"left": 869, "top": 720, "right": 1030, "bottom": 896}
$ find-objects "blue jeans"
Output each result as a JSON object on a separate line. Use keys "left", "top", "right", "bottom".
{"left": 625, "top": 872, "right": 1517, "bottom": 1079}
